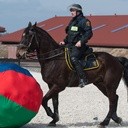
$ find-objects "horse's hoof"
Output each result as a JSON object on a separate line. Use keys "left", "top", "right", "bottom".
{"left": 97, "top": 124, "right": 106, "bottom": 128}
{"left": 48, "top": 121, "right": 56, "bottom": 127}
{"left": 54, "top": 114, "right": 59, "bottom": 122}
{"left": 112, "top": 116, "right": 123, "bottom": 125}
{"left": 115, "top": 117, "right": 122, "bottom": 125}
{"left": 100, "top": 119, "right": 109, "bottom": 126}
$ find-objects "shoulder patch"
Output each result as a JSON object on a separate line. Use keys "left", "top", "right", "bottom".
{"left": 86, "top": 21, "right": 91, "bottom": 26}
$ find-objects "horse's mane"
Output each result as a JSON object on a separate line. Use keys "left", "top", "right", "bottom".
{"left": 34, "top": 25, "right": 59, "bottom": 48}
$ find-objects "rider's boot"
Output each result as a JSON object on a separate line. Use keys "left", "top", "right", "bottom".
{"left": 71, "top": 57, "right": 88, "bottom": 88}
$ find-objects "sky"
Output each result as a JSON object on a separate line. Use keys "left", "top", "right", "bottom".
{"left": 0, "top": 0, "right": 128, "bottom": 33}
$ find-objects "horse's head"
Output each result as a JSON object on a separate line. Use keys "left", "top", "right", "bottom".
{"left": 16, "top": 22, "right": 38, "bottom": 59}
{"left": 17, "top": 21, "right": 60, "bottom": 60}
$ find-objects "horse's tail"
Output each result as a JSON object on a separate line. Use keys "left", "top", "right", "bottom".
{"left": 117, "top": 57, "right": 128, "bottom": 88}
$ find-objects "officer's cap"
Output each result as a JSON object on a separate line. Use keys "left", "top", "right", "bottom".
{"left": 69, "top": 4, "right": 82, "bottom": 11}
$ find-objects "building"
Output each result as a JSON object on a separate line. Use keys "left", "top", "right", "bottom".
{"left": 0, "top": 26, "right": 6, "bottom": 34}
{"left": 0, "top": 15, "right": 128, "bottom": 58}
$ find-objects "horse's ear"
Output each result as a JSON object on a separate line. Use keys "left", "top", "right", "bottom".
{"left": 34, "top": 22, "right": 37, "bottom": 26}
{"left": 28, "top": 22, "right": 32, "bottom": 28}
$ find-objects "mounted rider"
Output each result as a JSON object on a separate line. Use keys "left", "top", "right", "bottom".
{"left": 59, "top": 4, "right": 93, "bottom": 87}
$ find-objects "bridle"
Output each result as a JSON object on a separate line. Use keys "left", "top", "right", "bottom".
{"left": 21, "top": 30, "right": 65, "bottom": 60}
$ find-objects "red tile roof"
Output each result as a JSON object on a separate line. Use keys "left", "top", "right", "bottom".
{"left": 0, "top": 26, "right": 6, "bottom": 33}
{"left": 0, "top": 15, "right": 128, "bottom": 47}
{"left": 0, "top": 29, "right": 24, "bottom": 43}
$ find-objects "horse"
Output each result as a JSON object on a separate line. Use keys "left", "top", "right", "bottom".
{"left": 16, "top": 22, "right": 128, "bottom": 128}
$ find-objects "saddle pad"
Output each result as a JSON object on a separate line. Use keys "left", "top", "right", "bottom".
{"left": 65, "top": 48, "right": 99, "bottom": 71}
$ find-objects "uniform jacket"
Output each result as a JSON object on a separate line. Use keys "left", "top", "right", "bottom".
{"left": 64, "top": 13, "right": 93, "bottom": 45}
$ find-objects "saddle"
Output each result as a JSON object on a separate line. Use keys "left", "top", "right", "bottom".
{"left": 65, "top": 48, "right": 99, "bottom": 71}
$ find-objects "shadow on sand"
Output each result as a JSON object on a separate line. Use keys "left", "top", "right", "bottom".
{"left": 22, "top": 121, "right": 128, "bottom": 128}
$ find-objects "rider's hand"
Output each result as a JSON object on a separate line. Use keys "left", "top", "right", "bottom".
{"left": 59, "top": 41, "right": 65, "bottom": 45}
{"left": 75, "top": 41, "right": 81, "bottom": 47}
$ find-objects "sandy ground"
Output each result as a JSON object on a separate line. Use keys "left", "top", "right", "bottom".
{"left": 21, "top": 71, "right": 128, "bottom": 128}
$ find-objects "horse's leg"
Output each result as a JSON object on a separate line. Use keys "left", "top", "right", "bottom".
{"left": 94, "top": 82, "right": 121, "bottom": 127}
{"left": 47, "top": 84, "right": 59, "bottom": 124}
{"left": 94, "top": 82, "right": 108, "bottom": 128}
{"left": 100, "top": 89, "right": 122, "bottom": 126}
{"left": 49, "top": 94, "right": 59, "bottom": 126}
{"left": 42, "top": 84, "right": 65, "bottom": 126}
{"left": 111, "top": 94, "right": 122, "bottom": 124}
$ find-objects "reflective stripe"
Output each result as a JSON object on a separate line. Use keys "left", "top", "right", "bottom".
{"left": 71, "top": 26, "right": 78, "bottom": 31}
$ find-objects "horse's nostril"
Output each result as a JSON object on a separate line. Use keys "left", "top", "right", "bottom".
{"left": 16, "top": 54, "right": 21, "bottom": 59}
{"left": 16, "top": 53, "right": 19, "bottom": 57}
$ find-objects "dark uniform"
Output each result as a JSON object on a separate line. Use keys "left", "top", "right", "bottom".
{"left": 64, "top": 4, "right": 93, "bottom": 87}
{"left": 64, "top": 14, "right": 93, "bottom": 46}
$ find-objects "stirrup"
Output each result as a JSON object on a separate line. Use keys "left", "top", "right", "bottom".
{"left": 78, "top": 79, "right": 88, "bottom": 88}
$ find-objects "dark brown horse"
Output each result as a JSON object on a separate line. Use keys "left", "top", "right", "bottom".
{"left": 16, "top": 22, "right": 128, "bottom": 128}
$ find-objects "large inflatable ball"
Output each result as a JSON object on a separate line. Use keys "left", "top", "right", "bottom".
{"left": 0, "top": 63, "right": 43, "bottom": 128}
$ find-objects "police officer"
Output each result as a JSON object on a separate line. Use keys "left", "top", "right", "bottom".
{"left": 59, "top": 4, "right": 93, "bottom": 87}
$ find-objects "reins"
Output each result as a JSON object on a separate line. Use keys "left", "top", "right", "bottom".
{"left": 38, "top": 47, "right": 65, "bottom": 61}
{"left": 26, "top": 31, "right": 65, "bottom": 61}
